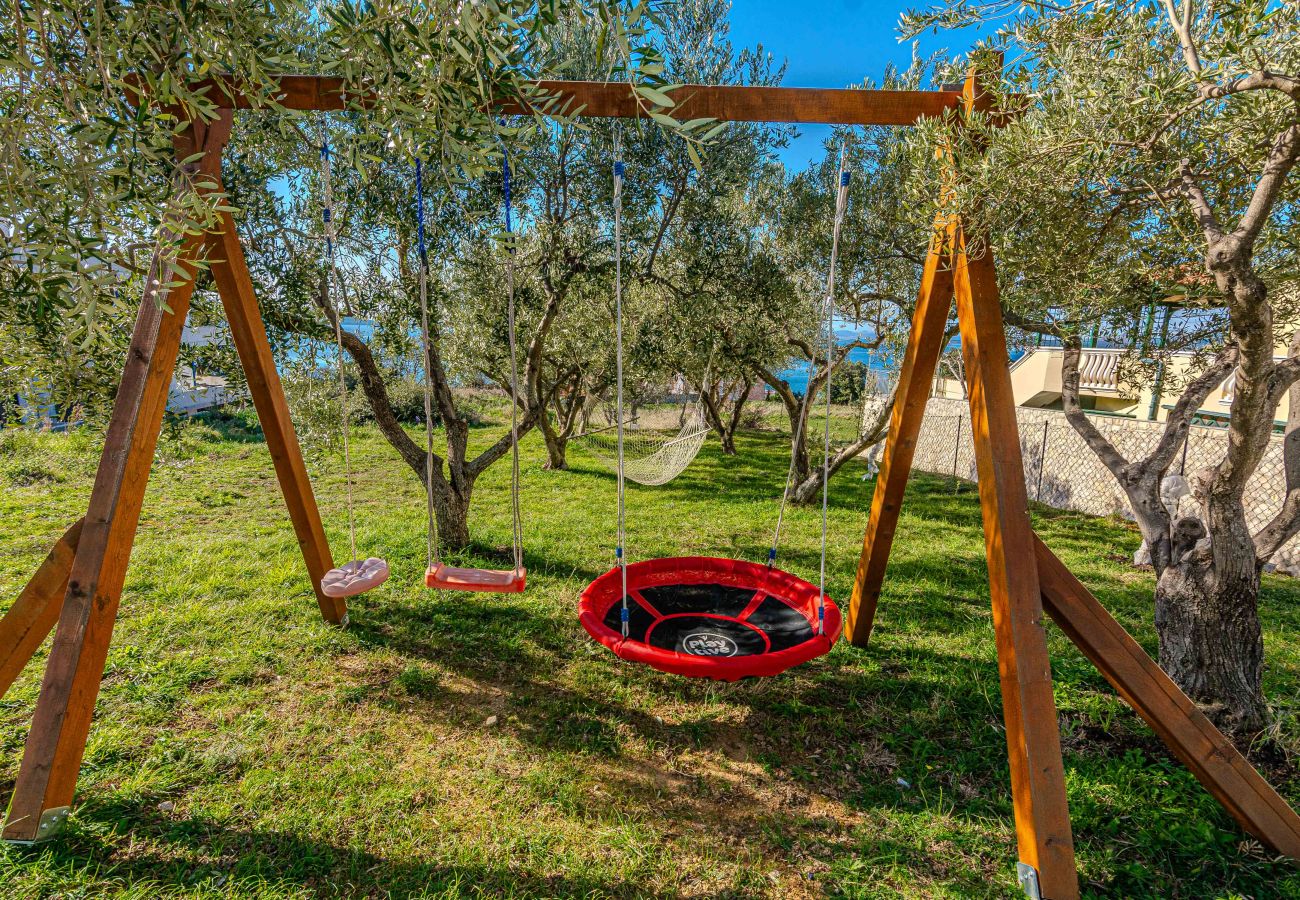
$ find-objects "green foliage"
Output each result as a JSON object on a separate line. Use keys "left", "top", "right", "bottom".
{"left": 897, "top": 0, "right": 1298, "bottom": 366}
{"left": 828, "top": 360, "right": 871, "bottom": 406}
{"left": 1, "top": 0, "right": 717, "bottom": 417}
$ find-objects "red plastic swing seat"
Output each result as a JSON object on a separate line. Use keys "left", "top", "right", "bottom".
{"left": 425, "top": 563, "right": 527, "bottom": 593}
{"left": 579, "top": 556, "right": 841, "bottom": 680}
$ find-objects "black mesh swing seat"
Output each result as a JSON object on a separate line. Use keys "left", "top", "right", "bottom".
{"left": 580, "top": 557, "right": 842, "bottom": 680}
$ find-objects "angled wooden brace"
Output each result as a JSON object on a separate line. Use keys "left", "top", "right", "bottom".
{"left": 1035, "top": 537, "right": 1300, "bottom": 859}
{"left": 0, "top": 521, "right": 83, "bottom": 699}
{"left": 205, "top": 176, "right": 345, "bottom": 625}
{"left": 848, "top": 56, "right": 1080, "bottom": 899}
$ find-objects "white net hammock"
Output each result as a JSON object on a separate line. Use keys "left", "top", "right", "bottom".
{"left": 576, "top": 405, "right": 710, "bottom": 486}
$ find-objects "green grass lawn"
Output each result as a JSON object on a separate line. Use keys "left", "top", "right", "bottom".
{"left": 2, "top": 409, "right": 1299, "bottom": 898}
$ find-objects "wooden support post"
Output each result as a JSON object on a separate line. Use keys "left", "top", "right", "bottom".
{"left": 2, "top": 116, "right": 231, "bottom": 844}
{"left": 205, "top": 184, "right": 345, "bottom": 625}
{"left": 1034, "top": 535, "right": 1300, "bottom": 859}
{"left": 844, "top": 221, "right": 956, "bottom": 645}
{"left": 954, "top": 227, "right": 1079, "bottom": 899}
{"left": 0, "top": 520, "right": 83, "bottom": 699}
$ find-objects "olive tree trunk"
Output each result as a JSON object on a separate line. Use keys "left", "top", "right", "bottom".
{"left": 1052, "top": 12, "right": 1300, "bottom": 737}
{"left": 756, "top": 336, "right": 885, "bottom": 505}
{"left": 314, "top": 279, "right": 543, "bottom": 553}
{"left": 698, "top": 376, "right": 755, "bottom": 456}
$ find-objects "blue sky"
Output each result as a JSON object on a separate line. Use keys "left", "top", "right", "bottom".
{"left": 725, "top": 0, "right": 987, "bottom": 169}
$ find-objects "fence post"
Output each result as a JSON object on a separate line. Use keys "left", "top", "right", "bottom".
{"left": 1036, "top": 420, "right": 1050, "bottom": 501}
{"left": 952, "top": 415, "right": 963, "bottom": 488}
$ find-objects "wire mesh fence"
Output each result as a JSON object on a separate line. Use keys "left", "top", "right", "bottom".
{"left": 910, "top": 398, "right": 1300, "bottom": 571}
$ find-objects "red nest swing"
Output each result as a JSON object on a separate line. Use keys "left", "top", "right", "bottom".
{"left": 580, "top": 557, "right": 842, "bottom": 680}
{"left": 579, "top": 152, "right": 851, "bottom": 680}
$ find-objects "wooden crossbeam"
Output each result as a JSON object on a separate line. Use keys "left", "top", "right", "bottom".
{"left": 125, "top": 74, "right": 965, "bottom": 126}
{"left": 0, "top": 520, "right": 83, "bottom": 699}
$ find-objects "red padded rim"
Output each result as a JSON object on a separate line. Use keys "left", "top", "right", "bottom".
{"left": 579, "top": 556, "right": 842, "bottom": 680}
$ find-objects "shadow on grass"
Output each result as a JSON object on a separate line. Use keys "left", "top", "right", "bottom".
{"left": 11, "top": 797, "right": 669, "bottom": 898}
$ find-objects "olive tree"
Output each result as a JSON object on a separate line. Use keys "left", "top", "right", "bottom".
{"left": 761, "top": 63, "right": 942, "bottom": 505}
{"left": 904, "top": 1, "right": 1300, "bottom": 733}
{"left": 3, "top": 0, "right": 716, "bottom": 548}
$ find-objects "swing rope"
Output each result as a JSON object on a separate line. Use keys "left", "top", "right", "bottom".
{"left": 415, "top": 159, "right": 438, "bottom": 570}
{"left": 817, "top": 148, "right": 852, "bottom": 634}
{"left": 503, "top": 148, "right": 525, "bottom": 574}
{"left": 768, "top": 148, "right": 851, "bottom": 636}
{"left": 320, "top": 126, "right": 359, "bottom": 566}
{"left": 611, "top": 132, "right": 630, "bottom": 636}
{"left": 414, "top": 153, "right": 524, "bottom": 574}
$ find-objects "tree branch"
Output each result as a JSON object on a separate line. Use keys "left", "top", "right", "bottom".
{"left": 1233, "top": 123, "right": 1300, "bottom": 248}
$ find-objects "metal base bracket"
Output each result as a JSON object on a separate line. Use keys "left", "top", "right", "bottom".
{"left": 4, "top": 806, "right": 70, "bottom": 845}
{"left": 1017, "top": 862, "right": 1043, "bottom": 900}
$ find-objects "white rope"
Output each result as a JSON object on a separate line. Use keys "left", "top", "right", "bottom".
{"left": 611, "top": 134, "right": 630, "bottom": 635}
{"left": 504, "top": 153, "right": 524, "bottom": 573}
{"left": 320, "top": 121, "right": 359, "bottom": 566}
{"left": 416, "top": 160, "right": 438, "bottom": 568}
{"left": 768, "top": 147, "right": 851, "bottom": 634}
{"left": 818, "top": 147, "right": 851, "bottom": 635}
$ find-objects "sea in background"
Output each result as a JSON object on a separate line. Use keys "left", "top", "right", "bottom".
{"left": 775, "top": 320, "right": 1030, "bottom": 396}
{"left": 775, "top": 321, "right": 893, "bottom": 397}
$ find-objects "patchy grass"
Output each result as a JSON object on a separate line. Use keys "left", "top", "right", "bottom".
{"left": 1, "top": 406, "right": 1298, "bottom": 899}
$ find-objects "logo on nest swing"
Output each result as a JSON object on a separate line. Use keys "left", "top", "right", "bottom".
{"left": 682, "top": 632, "right": 739, "bottom": 657}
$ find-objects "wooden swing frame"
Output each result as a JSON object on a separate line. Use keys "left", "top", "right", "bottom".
{"left": 2, "top": 57, "right": 1298, "bottom": 899}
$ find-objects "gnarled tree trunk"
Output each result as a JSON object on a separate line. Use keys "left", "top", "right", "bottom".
{"left": 757, "top": 335, "right": 884, "bottom": 505}
{"left": 1155, "top": 515, "right": 1267, "bottom": 733}
{"left": 699, "top": 376, "right": 754, "bottom": 456}
{"left": 315, "top": 279, "right": 536, "bottom": 553}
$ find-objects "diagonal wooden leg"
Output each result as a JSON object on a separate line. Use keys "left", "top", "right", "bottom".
{"left": 3, "top": 235, "right": 208, "bottom": 843}
{"left": 1034, "top": 535, "right": 1300, "bottom": 859}
{"left": 954, "top": 230, "right": 1078, "bottom": 899}
{"left": 844, "top": 219, "right": 956, "bottom": 646}
{"left": 205, "top": 191, "right": 344, "bottom": 624}
{"left": 0, "top": 520, "right": 83, "bottom": 699}
{"left": 2, "top": 116, "right": 232, "bottom": 844}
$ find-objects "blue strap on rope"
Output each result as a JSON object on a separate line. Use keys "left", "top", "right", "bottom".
{"left": 321, "top": 141, "right": 333, "bottom": 257}
{"left": 502, "top": 151, "right": 513, "bottom": 238}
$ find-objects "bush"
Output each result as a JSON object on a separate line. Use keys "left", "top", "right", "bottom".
{"left": 383, "top": 376, "right": 441, "bottom": 426}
